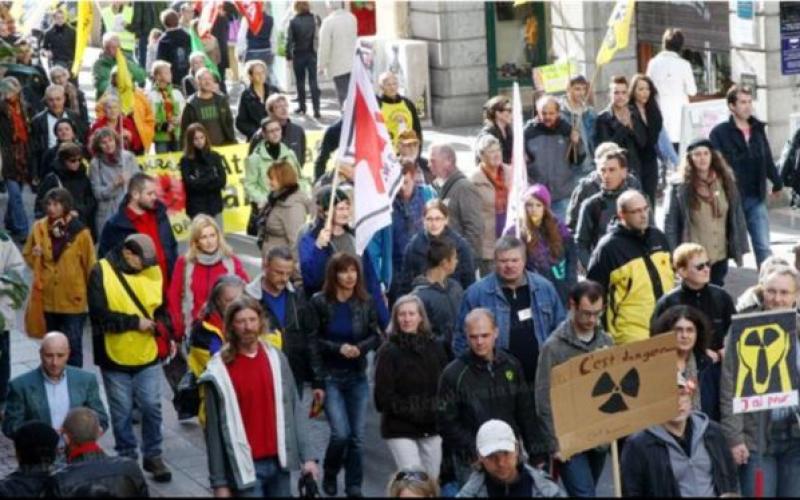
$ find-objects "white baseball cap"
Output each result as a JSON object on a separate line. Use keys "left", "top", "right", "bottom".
{"left": 476, "top": 419, "right": 517, "bottom": 457}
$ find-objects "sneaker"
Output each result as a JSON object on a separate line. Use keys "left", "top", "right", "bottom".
{"left": 322, "top": 473, "right": 337, "bottom": 496}
{"left": 143, "top": 456, "right": 172, "bottom": 482}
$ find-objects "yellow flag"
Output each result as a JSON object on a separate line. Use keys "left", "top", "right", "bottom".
{"left": 115, "top": 48, "right": 134, "bottom": 115}
{"left": 71, "top": 0, "right": 93, "bottom": 76}
{"left": 595, "top": 0, "right": 635, "bottom": 66}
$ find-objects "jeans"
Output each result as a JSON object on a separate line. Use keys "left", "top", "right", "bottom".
{"left": 333, "top": 73, "right": 350, "bottom": 107}
{"left": 739, "top": 441, "right": 800, "bottom": 497}
{"left": 386, "top": 436, "right": 443, "bottom": 479}
{"left": 292, "top": 52, "right": 320, "bottom": 114}
{"left": 710, "top": 259, "right": 729, "bottom": 287}
{"left": 323, "top": 372, "right": 369, "bottom": 491}
{"left": 0, "top": 331, "right": 9, "bottom": 410}
{"left": 137, "top": 36, "right": 148, "bottom": 70}
{"left": 551, "top": 198, "right": 569, "bottom": 223}
{"left": 45, "top": 313, "right": 86, "bottom": 367}
{"left": 559, "top": 448, "right": 607, "bottom": 497}
{"left": 742, "top": 196, "right": 772, "bottom": 268}
{"left": 4, "top": 180, "right": 28, "bottom": 236}
{"left": 238, "top": 457, "right": 291, "bottom": 497}
{"left": 102, "top": 364, "right": 163, "bottom": 459}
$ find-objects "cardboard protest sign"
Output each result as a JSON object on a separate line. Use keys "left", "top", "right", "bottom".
{"left": 532, "top": 60, "right": 578, "bottom": 94}
{"left": 550, "top": 333, "right": 678, "bottom": 460}
{"left": 730, "top": 309, "right": 798, "bottom": 414}
{"left": 134, "top": 131, "right": 322, "bottom": 240}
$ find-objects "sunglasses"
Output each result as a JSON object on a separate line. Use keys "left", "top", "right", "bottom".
{"left": 394, "top": 470, "right": 429, "bottom": 483}
{"left": 693, "top": 261, "right": 711, "bottom": 271}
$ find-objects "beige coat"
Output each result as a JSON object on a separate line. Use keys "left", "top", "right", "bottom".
{"left": 470, "top": 165, "right": 511, "bottom": 261}
{"left": 260, "top": 189, "right": 311, "bottom": 262}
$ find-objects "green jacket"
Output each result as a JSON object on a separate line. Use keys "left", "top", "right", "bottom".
{"left": 244, "top": 142, "right": 302, "bottom": 206}
{"left": 91, "top": 53, "right": 147, "bottom": 100}
{"left": 148, "top": 85, "right": 185, "bottom": 144}
{"left": 2, "top": 366, "right": 109, "bottom": 437}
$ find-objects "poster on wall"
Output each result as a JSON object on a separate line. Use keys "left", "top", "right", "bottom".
{"left": 780, "top": 2, "right": 800, "bottom": 75}
{"left": 678, "top": 99, "right": 728, "bottom": 157}
{"left": 732, "top": 0, "right": 756, "bottom": 46}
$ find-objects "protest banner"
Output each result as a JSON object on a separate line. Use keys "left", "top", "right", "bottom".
{"left": 135, "top": 131, "right": 322, "bottom": 240}
{"left": 730, "top": 309, "right": 798, "bottom": 414}
{"left": 678, "top": 99, "right": 728, "bottom": 156}
{"left": 532, "top": 60, "right": 577, "bottom": 94}
{"left": 550, "top": 333, "right": 678, "bottom": 460}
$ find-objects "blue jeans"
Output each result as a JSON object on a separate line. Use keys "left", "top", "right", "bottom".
{"left": 238, "top": 458, "right": 291, "bottom": 497}
{"left": 4, "top": 180, "right": 28, "bottom": 236}
{"left": 323, "top": 372, "right": 369, "bottom": 490}
{"left": 740, "top": 440, "right": 800, "bottom": 497}
{"left": 45, "top": 313, "right": 85, "bottom": 367}
{"left": 710, "top": 259, "right": 729, "bottom": 287}
{"left": 292, "top": 52, "right": 320, "bottom": 114}
{"left": 102, "top": 364, "right": 163, "bottom": 459}
{"left": 559, "top": 448, "right": 607, "bottom": 497}
{"left": 742, "top": 196, "right": 772, "bottom": 268}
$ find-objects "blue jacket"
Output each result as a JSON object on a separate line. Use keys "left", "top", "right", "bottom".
{"left": 97, "top": 196, "right": 178, "bottom": 279}
{"left": 298, "top": 221, "right": 389, "bottom": 328}
{"left": 2, "top": 366, "right": 109, "bottom": 437}
{"left": 453, "top": 271, "right": 566, "bottom": 356}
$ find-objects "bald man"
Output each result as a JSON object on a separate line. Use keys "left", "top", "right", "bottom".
{"left": 2, "top": 332, "right": 108, "bottom": 438}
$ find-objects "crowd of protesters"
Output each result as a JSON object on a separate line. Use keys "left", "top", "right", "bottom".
{"left": 0, "top": 4, "right": 800, "bottom": 498}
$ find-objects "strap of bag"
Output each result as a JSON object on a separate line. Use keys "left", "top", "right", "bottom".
{"left": 110, "top": 264, "right": 152, "bottom": 320}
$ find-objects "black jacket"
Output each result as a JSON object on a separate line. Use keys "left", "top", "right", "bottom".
{"left": 179, "top": 150, "right": 228, "bottom": 218}
{"left": 566, "top": 168, "right": 642, "bottom": 232}
{"left": 314, "top": 118, "right": 342, "bottom": 180}
{"left": 48, "top": 450, "right": 149, "bottom": 498}
{"left": 42, "top": 24, "right": 76, "bottom": 68}
{"left": 29, "top": 109, "right": 86, "bottom": 179}
{"left": 130, "top": 2, "right": 166, "bottom": 38}
{"left": 652, "top": 283, "right": 735, "bottom": 351}
{"left": 437, "top": 349, "right": 542, "bottom": 464}
{"left": 477, "top": 122, "right": 512, "bottom": 164}
{"left": 594, "top": 106, "right": 647, "bottom": 176}
{"left": 374, "top": 333, "right": 448, "bottom": 439}
{"left": 35, "top": 160, "right": 97, "bottom": 232}
{"left": 308, "top": 292, "right": 383, "bottom": 375}
{"left": 235, "top": 83, "right": 279, "bottom": 140}
{"left": 0, "top": 465, "right": 53, "bottom": 497}
{"left": 156, "top": 28, "right": 192, "bottom": 84}
{"left": 411, "top": 275, "right": 463, "bottom": 355}
{"left": 574, "top": 182, "right": 637, "bottom": 268}
{"left": 621, "top": 415, "right": 738, "bottom": 497}
{"left": 286, "top": 12, "right": 319, "bottom": 57}
{"left": 710, "top": 115, "right": 782, "bottom": 201}
{"left": 399, "top": 227, "right": 476, "bottom": 297}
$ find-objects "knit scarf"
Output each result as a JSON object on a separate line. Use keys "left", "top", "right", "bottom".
{"left": 8, "top": 99, "right": 28, "bottom": 143}
{"left": 693, "top": 171, "right": 722, "bottom": 218}
{"left": 67, "top": 441, "right": 102, "bottom": 462}
{"left": 482, "top": 164, "right": 508, "bottom": 214}
{"left": 196, "top": 249, "right": 224, "bottom": 266}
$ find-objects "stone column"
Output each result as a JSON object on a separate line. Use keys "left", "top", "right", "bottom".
{"left": 729, "top": 1, "right": 800, "bottom": 156}
{"left": 549, "top": 1, "right": 638, "bottom": 108}
{"left": 407, "top": 1, "right": 488, "bottom": 126}
{"left": 375, "top": 0, "right": 409, "bottom": 39}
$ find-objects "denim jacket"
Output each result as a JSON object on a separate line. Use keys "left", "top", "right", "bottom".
{"left": 453, "top": 271, "right": 566, "bottom": 356}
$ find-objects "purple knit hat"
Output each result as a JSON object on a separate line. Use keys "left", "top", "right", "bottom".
{"left": 524, "top": 184, "right": 551, "bottom": 209}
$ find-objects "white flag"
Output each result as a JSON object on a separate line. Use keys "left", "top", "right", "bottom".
{"left": 336, "top": 49, "right": 403, "bottom": 254}
{"left": 503, "top": 82, "right": 528, "bottom": 236}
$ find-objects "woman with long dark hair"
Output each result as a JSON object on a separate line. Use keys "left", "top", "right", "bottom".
{"left": 662, "top": 139, "right": 749, "bottom": 286}
{"left": 179, "top": 123, "right": 228, "bottom": 224}
{"left": 506, "top": 184, "right": 576, "bottom": 305}
{"left": 374, "top": 295, "right": 448, "bottom": 480}
{"left": 308, "top": 252, "right": 383, "bottom": 497}
{"left": 628, "top": 73, "right": 664, "bottom": 204}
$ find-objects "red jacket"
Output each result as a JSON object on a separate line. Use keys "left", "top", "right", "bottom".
{"left": 89, "top": 116, "right": 143, "bottom": 154}
{"left": 167, "top": 254, "right": 249, "bottom": 340}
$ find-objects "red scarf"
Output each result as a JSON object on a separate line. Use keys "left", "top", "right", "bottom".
{"left": 482, "top": 164, "right": 508, "bottom": 214}
{"left": 67, "top": 441, "right": 102, "bottom": 462}
{"left": 7, "top": 99, "right": 28, "bottom": 143}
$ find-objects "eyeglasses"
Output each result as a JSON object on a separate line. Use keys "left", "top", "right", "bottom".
{"left": 394, "top": 470, "right": 429, "bottom": 483}
{"left": 693, "top": 261, "right": 711, "bottom": 271}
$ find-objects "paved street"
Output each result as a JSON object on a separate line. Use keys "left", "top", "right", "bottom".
{"left": 1, "top": 47, "right": 799, "bottom": 497}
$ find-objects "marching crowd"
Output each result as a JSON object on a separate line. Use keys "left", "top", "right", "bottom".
{"left": 0, "top": 3, "right": 800, "bottom": 498}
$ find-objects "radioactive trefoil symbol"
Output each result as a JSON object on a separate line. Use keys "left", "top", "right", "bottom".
{"left": 735, "top": 324, "right": 792, "bottom": 396}
{"left": 591, "top": 368, "right": 640, "bottom": 414}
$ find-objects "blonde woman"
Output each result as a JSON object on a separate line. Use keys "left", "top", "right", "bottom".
{"left": 167, "top": 215, "right": 250, "bottom": 340}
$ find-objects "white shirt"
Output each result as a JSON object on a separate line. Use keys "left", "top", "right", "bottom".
{"left": 43, "top": 368, "right": 70, "bottom": 430}
{"left": 47, "top": 112, "right": 60, "bottom": 148}
{"left": 646, "top": 50, "right": 697, "bottom": 143}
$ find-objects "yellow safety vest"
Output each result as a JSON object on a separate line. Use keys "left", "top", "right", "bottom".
{"left": 101, "top": 5, "right": 136, "bottom": 53}
{"left": 380, "top": 99, "right": 414, "bottom": 146}
{"left": 100, "top": 259, "right": 163, "bottom": 367}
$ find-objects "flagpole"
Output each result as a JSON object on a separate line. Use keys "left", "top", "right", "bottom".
{"left": 324, "top": 161, "right": 342, "bottom": 232}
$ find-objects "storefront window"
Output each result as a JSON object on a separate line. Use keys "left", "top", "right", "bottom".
{"left": 485, "top": 1, "right": 547, "bottom": 94}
